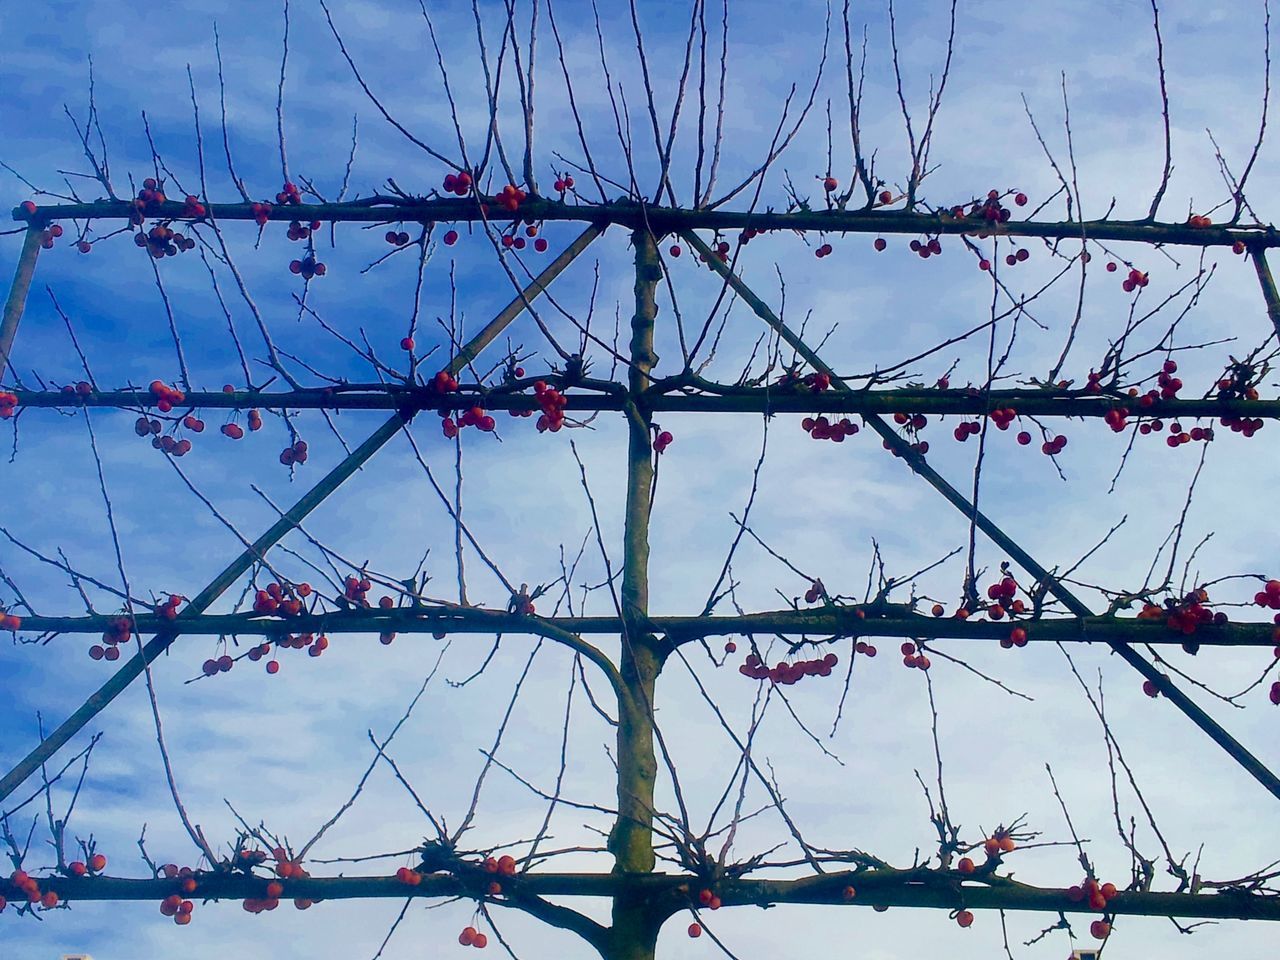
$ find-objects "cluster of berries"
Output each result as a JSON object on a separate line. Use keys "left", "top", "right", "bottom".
{"left": 288, "top": 219, "right": 322, "bottom": 241}
{"left": 738, "top": 651, "right": 840, "bottom": 683}
{"left": 909, "top": 237, "right": 943, "bottom": 259}
{"left": 158, "top": 891, "right": 197, "bottom": 925}
{"left": 1002, "top": 246, "right": 1030, "bottom": 267}
{"left": 533, "top": 381, "right": 568, "bottom": 432}
{"left": 892, "top": 412, "right": 929, "bottom": 434}
{"left": 442, "top": 406, "right": 496, "bottom": 439}
{"left": 248, "top": 632, "right": 328, "bottom": 675}
{"left": 801, "top": 415, "right": 858, "bottom": 442}
{"left": 156, "top": 594, "right": 184, "bottom": 620}
{"left": 1215, "top": 365, "right": 1261, "bottom": 401}
{"left": 131, "top": 178, "right": 168, "bottom": 221}
{"left": 245, "top": 633, "right": 329, "bottom": 673}
{"left": 149, "top": 379, "right": 186, "bottom": 412}
{"left": 251, "top": 202, "right": 274, "bottom": 226}
{"left": 1136, "top": 589, "right": 1225, "bottom": 637}
{"left": 982, "top": 834, "right": 1017, "bottom": 857}
{"left": 551, "top": 174, "right": 575, "bottom": 193}
{"left": 201, "top": 654, "right": 235, "bottom": 676}
{"left": 155, "top": 432, "right": 192, "bottom": 456}
{"left": 990, "top": 407, "right": 1017, "bottom": 430}
{"left": 9, "top": 868, "right": 58, "bottom": 910}
{"left": 253, "top": 581, "right": 311, "bottom": 616}
{"left": 1149, "top": 358, "right": 1184, "bottom": 399}
{"left": 1252, "top": 580, "right": 1280, "bottom": 611}
{"left": 288, "top": 255, "right": 326, "bottom": 278}
{"left": 1001, "top": 627, "right": 1029, "bottom": 649}
{"left": 1220, "top": 413, "right": 1265, "bottom": 437}
{"left": 241, "top": 853, "right": 313, "bottom": 914}
{"left": 495, "top": 183, "right": 526, "bottom": 212}
{"left": 499, "top": 223, "right": 549, "bottom": 252}
{"left": 699, "top": 239, "right": 731, "bottom": 263}
{"left": 38, "top": 223, "right": 66, "bottom": 249}
{"left": 442, "top": 171, "right": 474, "bottom": 196}
{"left": 1106, "top": 263, "right": 1150, "bottom": 293}
{"left": 433, "top": 369, "right": 461, "bottom": 393}
{"left": 696, "top": 887, "right": 724, "bottom": 909}
{"left": 899, "top": 641, "right": 931, "bottom": 670}
{"left": 275, "top": 181, "right": 302, "bottom": 205}
{"left": 66, "top": 854, "right": 108, "bottom": 877}
{"left": 1041, "top": 433, "right": 1068, "bottom": 456}
{"left": 134, "top": 223, "right": 195, "bottom": 258}
{"left": 345, "top": 575, "right": 373, "bottom": 606}
{"left": 483, "top": 855, "right": 519, "bottom": 877}
{"left": 966, "top": 188, "right": 1027, "bottom": 227}
{"left": 458, "top": 927, "right": 489, "bottom": 948}
{"left": 89, "top": 615, "right": 133, "bottom": 661}
{"left": 279, "top": 439, "right": 309, "bottom": 465}
{"left": 1067, "top": 876, "right": 1119, "bottom": 939}
{"left": 1148, "top": 419, "right": 1213, "bottom": 447}
{"left": 1103, "top": 406, "right": 1130, "bottom": 432}
{"left": 385, "top": 229, "right": 412, "bottom": 246}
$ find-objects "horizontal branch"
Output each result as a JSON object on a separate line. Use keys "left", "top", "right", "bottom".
{"left": 22, "top": 605, "right": 1279, "bottom": 647}
{"left": 13, "top": 868, "right": 1279, "bottom": 922}
{"left": 10, "top": 385, "right": 1279, "bottom": 420}
{"left": 12, "top": 198, "right": 1277, "bottom": 248}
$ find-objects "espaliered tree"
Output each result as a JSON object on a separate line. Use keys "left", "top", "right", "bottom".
{"left": 2, "top": 2, "right": 1280, "bottom": 959}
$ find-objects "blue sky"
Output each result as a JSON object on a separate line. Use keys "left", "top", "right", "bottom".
{"left": 1, "top": 1, "right": 1279, "bottom": 958}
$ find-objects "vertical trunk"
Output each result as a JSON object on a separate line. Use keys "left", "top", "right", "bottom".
{"left": 606, "top": 228, "right": 664, "bottom": 960}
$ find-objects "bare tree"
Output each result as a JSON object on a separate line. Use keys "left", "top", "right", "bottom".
{"left": 1, "top": 3, "right": 1279, "bottom": 959}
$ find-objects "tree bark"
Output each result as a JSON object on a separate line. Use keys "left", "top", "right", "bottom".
{"left": 606, "top": 227, "right": 665, "bottom": 960}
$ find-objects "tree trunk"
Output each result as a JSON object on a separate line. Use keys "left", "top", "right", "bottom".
{"left": 606, "top": 228, "right": 665, "bottom": 960}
